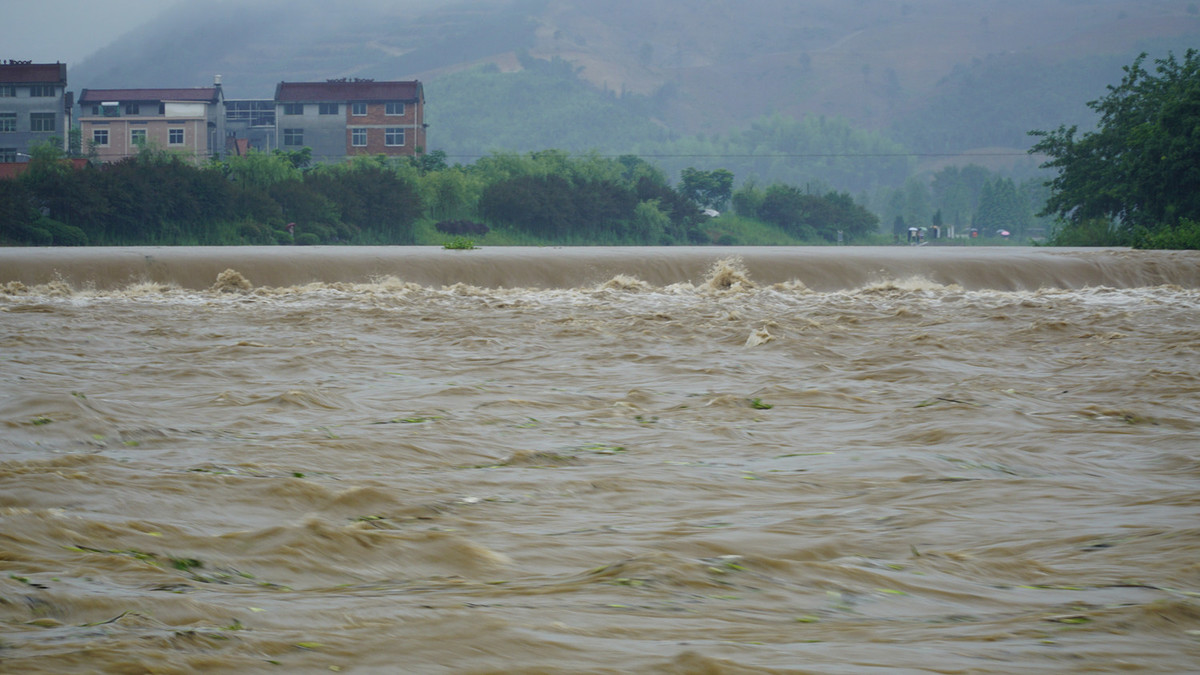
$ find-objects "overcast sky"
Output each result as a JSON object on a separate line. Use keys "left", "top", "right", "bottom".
{"left": 0, "top": 0, "right": 183, "bottom": 65}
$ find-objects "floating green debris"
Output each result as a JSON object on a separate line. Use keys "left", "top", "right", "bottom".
{"left": 443, "top": 237, "right": 476, "bottom": 250}
{"left": 296, "top": 642, "right": 324, "bottom": 650}
{"left": 749, "top": 398, "right": 773, "bottom": 410}
{"left": 170, "top": 557, "right": 202, "bottom": 571}
{"left": 293, "top": 472, "right": 305, "bottom": 478}
{"left": 795, "top": 615, "right": 821, "bottom": 623}
{"left": 877, "top": 588, "right": 908, "bottom": 595}
{"left": 1046, "top": 615, "right": 1092, "bottom": 624}
{"left": 31, "top": 416, "right": 52, "bottom": 426}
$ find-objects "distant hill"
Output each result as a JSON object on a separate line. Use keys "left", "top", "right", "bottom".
{"left": 69, "top": 0, "right": 1199, "bottom": 180}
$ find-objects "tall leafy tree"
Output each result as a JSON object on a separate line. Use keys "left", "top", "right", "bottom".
{"left": 1029, "top": 49, "right": 1200, "bottom": 238}
{"left": 679, "top": 167, "right": 734, "bottom": 210}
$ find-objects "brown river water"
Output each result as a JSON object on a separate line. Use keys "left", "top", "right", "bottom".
{"left": 1, "top": 246, "right": 1199, "bottom": 674}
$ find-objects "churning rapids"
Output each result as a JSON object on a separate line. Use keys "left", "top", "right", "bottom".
{"left": 1, "top": 246, "right": 1198, "bottom": 674}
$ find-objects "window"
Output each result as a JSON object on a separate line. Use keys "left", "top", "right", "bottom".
{"left": 30, "top": 113, "right": 55, "bottom": 132}
{"left": 92, "top": 128, "right": 110, "bottom": 146}
{"left": 0, "top": 148, "right": 16, "bottom": 162}
{"left": 385, "top": 101, "right": 405, "bottom": 116}
{"left": 0, "top": 113, "right": 15, "bottom": 132}
{"left": 351, "top": 128, "right": 367, "bottom": 147}
{"left": 225, "top": 100, "right": 275, "bottom": 126}
{"left": 283, "top": 103, "right": 303, "bottom": 115}
{"left": 283, "top": 128, "right": 304, "bottom": 146}
{"left": 351, "top": 102, "right": 367, "bottom": 116}
{"left": 168, "top": 128, "right": 184, "bottom": 145}
{"left": 318, "top": 102, "right": 338, "bottom": 115}
{"left": 29, "top": 85, "right": 55, "bottom": 97}
{"left": 0, "top": 86, "right": 15, "bottom": 97}
{"left": 125, "top": 103, "right": 140, "bottom": 115}
{"left": 131, "top": 128, "right": 147, "bottom": 146}
{"left": 385, "top": 127, "right": 405, "bottom": 147}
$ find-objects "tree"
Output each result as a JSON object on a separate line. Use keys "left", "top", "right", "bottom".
{"left": 225, "top": 150, "right": 301, "bottom": 192}
{"left": 758, "top": 184, "right": 877, "bottom": 242}
{"left": 679, "top": 167, "right": 734, "bottom": 210}
{"left": 1030, "top": 49, "right": 1200, "bottom": 242}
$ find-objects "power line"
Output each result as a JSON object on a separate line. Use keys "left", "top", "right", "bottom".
{"left": 437, "top": 151, "right": 1040, "bottom": 159}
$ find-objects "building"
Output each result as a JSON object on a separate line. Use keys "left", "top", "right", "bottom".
{"left": 273, "top": 79, "right": 426, "bottom": 162}
{"left": 224, "top": 98, "right": 276, "bottom": 155}
{"left": 77, "top": 78, "right": 226, "bottom": 163}
{"left": 0, "top": 61, "right": 70, "bottom": 162}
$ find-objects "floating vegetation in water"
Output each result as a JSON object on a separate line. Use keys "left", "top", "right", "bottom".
{"left": 1045, "top": 614, "right": 1092, "bottom": 624}
{"left": 443, "top": 237, "right": 477, "bottom": 250}
{"left": 749, "top": 398, "right": 773, "bottom": 410}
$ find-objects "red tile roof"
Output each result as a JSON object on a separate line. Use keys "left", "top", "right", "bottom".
{"left": 0, "top": 63, "right": 67, "bottom": 85}
{"left": 274, "top": 80, "right": 422, "bottom": 103}
{"left": 78, "top": 87, "right": 221, "bottom": 104}
{"left": 0, "top": 158, "right": 88, "bottom": 179}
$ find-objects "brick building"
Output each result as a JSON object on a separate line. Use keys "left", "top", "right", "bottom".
{"left": 273, "top": 79, "right": 426, "bottom": 162}
{"left": 77, "top": 79, "right": 226, "bottom": 164}
{"left": 0, "top": 61, "right": 71, "bottom": 162}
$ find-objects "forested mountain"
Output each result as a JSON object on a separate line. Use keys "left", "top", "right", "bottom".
{"left": 68, "top": 0, "right": 1198, "bottom": 194}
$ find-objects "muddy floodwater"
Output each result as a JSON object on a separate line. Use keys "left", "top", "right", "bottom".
{"left": 1, "top": 246, "right": 1199, "bottom": 673}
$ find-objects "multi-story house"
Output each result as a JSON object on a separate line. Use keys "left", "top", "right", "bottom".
{"left": 77, "top": 78, "right": 226, "bottom": 163}
{"left": 274, "top": 79, "right": 426, "bottom": 162}
{"left": 0, "top": 61, "right": 70, "bottom": 162}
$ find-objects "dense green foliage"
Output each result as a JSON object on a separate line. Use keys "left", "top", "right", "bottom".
{"left": 679, "top": 168, "right": 734, "bottom": 211}
{"left": 1, "top": 144, "right": 423, "bottom": 246}
{"left": 1031, "top": 49, "right": 1200, "bottom": 248}
{"left": 734, "top": 182, "right": 878, "bottom": 243}
{"left": 1, "top": 140, "right": 895, "bottom": 247}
